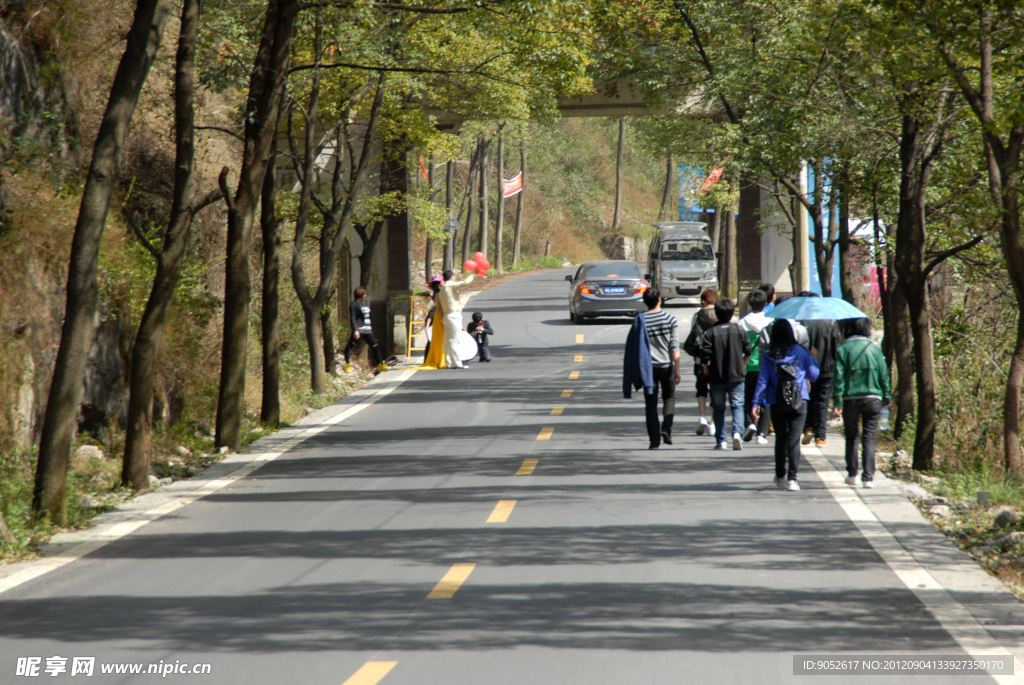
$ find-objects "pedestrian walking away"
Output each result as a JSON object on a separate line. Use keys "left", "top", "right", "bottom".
{"left": 623, "top": 288, "right": 680, "bottom": 449}
{"left": 833, "top": 317, "right": 892, "bottom": 489}
{"left": 798, "top": 292, "right": 843, "bottom": 447}
{"left": 469, "top": 311, "right": 494, "bottom": 362}
{"left": 737, "top": 288, "right": 771, "bottom": 444}
{"left": 700, "top": 297, "right": 753, "bottom": 450}
{"left": 683, "top": 288, "right": 719, "bottom": 437}
{"left": 344, "top": 287, "right": 387, "bottom": 373}
{"left": 437, "top": 269, "right": 475, "bottom": 369}
{"left": 753, "top": 319, "right": 820, "bottom": 491}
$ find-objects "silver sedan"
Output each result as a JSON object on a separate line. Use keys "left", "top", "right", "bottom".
{"left": 566, "top": 260, "right": 649, "bottom": 324}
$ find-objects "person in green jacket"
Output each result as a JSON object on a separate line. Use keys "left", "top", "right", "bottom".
{"left": 832, "top": 317, "right": 891, "bottom": 489}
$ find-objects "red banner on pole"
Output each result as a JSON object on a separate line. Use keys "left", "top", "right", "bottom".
{"left": 700, "top": 166, "right": 724, "bottom": 192}
{"left": 502, "top": 172, "right": 523, "bottom": 198}
{"left": 419, "top": 155, "right": 429, "bottom": 182}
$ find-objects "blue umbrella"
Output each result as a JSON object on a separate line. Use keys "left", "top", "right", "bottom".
{"left": 766, "top": 296, "right": 867, "bottom": 321}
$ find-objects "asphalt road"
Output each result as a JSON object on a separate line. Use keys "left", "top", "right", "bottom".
{"left": 1, "top": 270, "right": 1021, "bottom": 684}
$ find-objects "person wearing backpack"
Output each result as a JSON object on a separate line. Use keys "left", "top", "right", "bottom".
{"left": 753, "top": 319, "right": 820, "bottom": 491}
{"left": 699, "top": 298, "right": 753, "bottom": 450}
{"left": 832, "top": 318, "right": 891, "bottom": 489}
{"left": 683, "top": 289, "right": 719, "bottom": 436}
{"left": 738, "top": 288, "right": 772, "bottom": 444}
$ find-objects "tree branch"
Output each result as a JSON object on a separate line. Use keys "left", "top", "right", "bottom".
{"left": 218, "top": 166, "right": 235, "bottom": 213}
{"left": 195, "top": 125, "right": 244, "bottom": 142}
{"left": 124, "top": 211, "right": 160, "bottom": 259}
{"left": 924, "top": 234, "right": 988, "bottom": 278}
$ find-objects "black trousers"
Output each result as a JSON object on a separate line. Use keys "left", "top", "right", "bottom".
{"left": 744, "top": 371, "right": 771, "bottom": 435}
{"left": 477, "top": 343, "right": 491, "bottom": 362}
{"left": 772, "top": 403, "right": 806, "bottom": 481}
{"left": 805, "top": 374, "right": 834, "bottom": 440}
{"left": 645, "top": 366, "right": 676, "bottom": 446}
{"left": 344, "top": 330, "right": 382, "bottom": 366}
{"left": 843, "top": 398, "right": 882, "bottom": 481}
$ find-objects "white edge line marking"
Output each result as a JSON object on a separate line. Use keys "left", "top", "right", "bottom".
{"left": 805, "top": 447, "right": 1024, "bottom": 683}
{"left": 0, "top": 369, "right": 417, "bottom": 597}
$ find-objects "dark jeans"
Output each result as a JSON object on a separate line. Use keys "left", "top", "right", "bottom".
{"left": 805, "top": 374, "right": 834, "bottom": 440}
{"left": 744, "top": 371, "right": 771, "bottom": 435}
{"left": 843, "top": 398, "right": 882, "bottom": 481}
{"left": 645, "top": 366, "right": 676, "bottom": 446}
{"left": 476, "top": 343, "right": 491, "bottom": 362}
{"left": 773, "top": 403, "right": 807, "bottom": 481}
{"left": 344, "top": 330, "right": 382, "bottom": 366}
{"left": 710, "top": 381, "right": 745, "bottom": 441}
{"left": 693, "top": 366, "right": 709, "bottom": 398}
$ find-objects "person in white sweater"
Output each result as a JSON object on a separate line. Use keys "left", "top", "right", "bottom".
{"left": 436, "top": 270, "right": 475, "bottom": 369}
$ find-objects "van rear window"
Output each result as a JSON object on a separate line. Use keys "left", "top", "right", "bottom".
{"left": 661, "top": 240, "right": 714, "bottom": 261}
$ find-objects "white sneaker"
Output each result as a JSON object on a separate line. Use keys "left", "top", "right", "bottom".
{"left": 715, "top": 440, "right": 728, "bottom": 450}
{"left": 732, "top": 433, "right": 742, "bottom": 450}
{"left": 787, "top": 480, "right": 801, "bottom": 491}
{"left": 696, "top": 417, "right": 708, "bottom": 435}
{"left": 743, "top": 424, "right": 756, "bottom": 442}
{"left": 863, "top": 480, "right": 874, "bottom": 489}
{"left": 774, "top": 477, "right": 787, "bottom": 489}
{"left": 756, "top": 435, "right": 769, "bottom": 445}
{"left": 845, "top": 474, "right": 862, "bottom": 486}
{"left": 708, "top": 422, "right": 716, "bottom": 437}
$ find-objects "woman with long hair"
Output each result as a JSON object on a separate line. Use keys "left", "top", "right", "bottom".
{"left": 752, "top": 319, "right": 819, "bottom": 491}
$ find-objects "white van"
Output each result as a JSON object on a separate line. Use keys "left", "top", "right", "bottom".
{"left": 646, "top": 222, "right": 719, "bottom": 302}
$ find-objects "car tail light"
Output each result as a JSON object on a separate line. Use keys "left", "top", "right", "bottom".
{"left": 579, "top": 282, "right": 595, "bottom": 294}
{"left": 636, "top": 281, "right": 649, "bottom": 293}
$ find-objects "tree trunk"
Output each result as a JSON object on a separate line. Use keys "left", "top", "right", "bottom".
{"left": 425, "top": 155, "right": 434, "bottom": 283}
{"left": 216, "top": 0, "right": 297, "bottom": 450}
{"left": 660, "top": 150, "right": 673, "bottom": 221}
{"left": 303, "top": 308, "right": 326, "bottom": 394}
{"left": 462, "top": 143, "right": 478, "bottom": 266}
{"left": 723, "top": 180, "right": 738, "bottom": 299}
{"left": 889, "top": 248, "right": 915, "bottom": 438}
{"left": 359, "top": 222, "right": 385, "bottom": 287}
{"left": 708, "top": 206, "right": 721, "bottom": 257}
{"left": 513, "top": 142, "right": 525, "bottom": 268}
{"left": 837, "top": 175, "right": 856, "bottom": 305}
{"left": 495, "top": 132, "right": 504, "bottom": 274}
{"left": 122, "top": 0, "right": 208, "bottom": 490}
{"left": 478, "top": 137, "right": 489, "bottom": 257}
{"left": 34, "top": 0, "right": 172, "bottom": 519}
{"left": 260, "top": 157, "right": 281, "bottom": 426}
{"left": 321, "top": 306, "right": 336, "bottom": 376}
{"left": 612, "top": 117, "right": 624, "bottom": 232}
{"left": 444, "top": 160, "right": 453, "bottom": 272}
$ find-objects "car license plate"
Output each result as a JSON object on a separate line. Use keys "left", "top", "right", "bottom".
{"left": 603, "top": 286, "right": 625, "bottom": 294}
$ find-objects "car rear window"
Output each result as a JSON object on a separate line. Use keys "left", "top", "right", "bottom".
{"left": 585, "top": 263, "right": 642, "bottom": 279}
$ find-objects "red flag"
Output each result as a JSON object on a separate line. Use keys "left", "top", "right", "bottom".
{"left": 502, "top": 172, "right": 523, "bottom": 198}
{"left": 700, "top": 166, "right": 724, "bottom": 192}
{"left": 419, "top": 156, "right": 428, "bottom": 182}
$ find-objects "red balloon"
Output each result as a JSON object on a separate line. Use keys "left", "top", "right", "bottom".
{"left": 477, "top": 267, "right": 489, "bottom": 276}
{"left": 479, "top": 258, "right": 491, "bottom": 271}
{"left": 463, "top": 259, "right": 477, "bottom": 272}
{"left": 473, "top": 251, "right": 485, "bottom": 264}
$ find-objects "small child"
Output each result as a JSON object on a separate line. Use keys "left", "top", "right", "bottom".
{"left": 344, "top": 287, "right": 387, "bottom": 373}
{"left": 469, "top": 311, "right": 494, "bottom": 362}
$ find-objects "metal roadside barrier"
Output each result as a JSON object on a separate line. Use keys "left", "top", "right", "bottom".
{"left": 407, "top": 294, "right": 432, "bottom": 358}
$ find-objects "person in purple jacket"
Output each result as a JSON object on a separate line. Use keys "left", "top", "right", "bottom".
{"left": 752, "top": 319, "right": 820, "bottom": 491}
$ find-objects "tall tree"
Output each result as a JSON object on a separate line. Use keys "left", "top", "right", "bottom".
{"left": 612, "top": 117, "right": 624, "bottom": 232}
{"left": 33, "top": 0, "right": 173, "bottom": 519}
{"left": 261, "top": 152, "right": 282, "bottom": 427}
{"left": 215, "top": 0, "right": 298, "bottom": 450}
{"left": 122, "top": 0, "right": 223, "bottom": 489}
{"left": 513, "top": 141, "right": 525, "bottom": 268}
{"left": 495, "top": 131, "right": 505, "bottom": 274}
{"left": 659, "top": 149, "right": 674, "bottom": 222}
{"left": 478, "top": 136, "right": 490, "bottom": 257}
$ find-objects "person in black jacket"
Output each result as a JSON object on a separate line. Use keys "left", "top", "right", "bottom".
{"left": 798, "top": 292, "right": 843, "bottom": 446}
{"left": 343, "top": 287, "right": 386, "bottom": 373}
{"left": 700, "top": 298, "right": 753, "bottom": 450}
{"left": 469, "top": 311, "right": 494, "bottom": 362}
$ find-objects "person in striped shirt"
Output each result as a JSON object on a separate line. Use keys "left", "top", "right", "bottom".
{"left": 642, "top": 288, "right": 681, "bottom": 449}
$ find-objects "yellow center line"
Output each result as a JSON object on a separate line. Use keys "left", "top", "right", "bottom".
{"left": 574, "top": 354, "right": 583, "bottom": 362}
{"left": 427, "top": 563, "right": 476, "bottom": 599}
{"left": 550, "top": 407, "right": 564, "bottom": 415}
{"left": 340, "top": 661, "right": 398, "bottom": 685}
{"left": 560, "top": 389, "right": 573, "bottom": 397}
{"left": 569, "top": 371, "right": 580, "bottom": 380}
{"left": 537, "top": 427, "right": 554, "bottom": 440}
{"left": 517, "top": 459, "right": 538, "bottom": 475}
{"left": 486, "top": 499, "right": 517, "bottom": 523}
{"left": 576, "top": 334, "right": 584, "bottom": 343}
